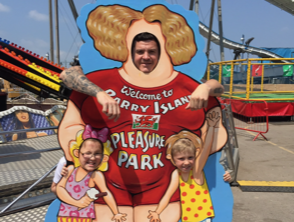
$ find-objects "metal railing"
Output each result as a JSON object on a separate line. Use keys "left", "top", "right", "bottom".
{"left": 0, "top": 126, "right": 58, "bottom": 143}
{"left": 207, "top": 58, "right": 294, "bottom": 101}
{"left": 221, "top": 99, "right": 269, "bottom": 141}
{"left": 0, "top": 165, "right": 57, "bottom": 215}
{"left": 0, "top": 147, "right": 60, "bottom": 158}
{"left": 0, "top": 126, "right": 61, "bottom": 216}
{"left": 221, "top": 103, "right": 240, "bottom": 185}
{"left": 0, "top": 126, "right": 58, "bottom": 135}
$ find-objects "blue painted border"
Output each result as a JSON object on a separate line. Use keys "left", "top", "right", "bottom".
{"left": 77, "top": 0, "right": 207, "bottom": 81}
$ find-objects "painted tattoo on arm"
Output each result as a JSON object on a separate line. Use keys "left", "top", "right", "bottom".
{"left": 61, "top": 66, "right": 103, "bottom": 97}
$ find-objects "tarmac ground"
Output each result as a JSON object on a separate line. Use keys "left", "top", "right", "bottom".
{"left": 232, "top": 120, "right": 294, "bottom": 222}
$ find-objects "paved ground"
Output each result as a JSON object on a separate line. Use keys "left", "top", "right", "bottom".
{"left": 0, "top": 121, "right": 293, "bottom": 222}
{"left": 0, "top": 135, "right": 63, "bottom": 187}
{"left": 232, "top": 121, "right": 294, "bottom": 222}
{"left": 0, "top": 205, "right": 48, "bottom": 222}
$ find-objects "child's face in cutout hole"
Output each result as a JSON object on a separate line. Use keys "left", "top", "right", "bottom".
{"left": 79, "top": 140, "right": 103, "bottom": 172}
{"left": 173, "top": 149, "right": 195, "bottom": 173}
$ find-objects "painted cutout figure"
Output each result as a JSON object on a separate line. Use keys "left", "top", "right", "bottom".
{"left": 148, "top": 111, "right": 221, "bottom": 222}
{"left": 49, "top": 1, "right": 233, "bottom": 222}
{"left": 56, "top": 126, "right": 126, "bottom": 222}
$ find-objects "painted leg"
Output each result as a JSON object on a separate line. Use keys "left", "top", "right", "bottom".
{"left": 93, "top": 204, "right": 133, "bottom": 222}
{"left": 134, "top": 201, "right": 181, "bottom": 222}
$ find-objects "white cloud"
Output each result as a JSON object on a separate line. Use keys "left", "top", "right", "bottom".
{"left": 0, "top": 3, "right": 10, "bottom": 12}
{"left": 28, "top": 10, "right": 48, "bottom": 22}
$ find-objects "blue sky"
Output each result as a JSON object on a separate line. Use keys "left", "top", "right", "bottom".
{"left": 0, "top": 0, "right": 293, "bottom": 67}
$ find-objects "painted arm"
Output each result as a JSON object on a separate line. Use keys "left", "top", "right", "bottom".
{"left": 193, "top": 111, "right": 219, "bottom": 184}
{"left": 56, "top": 165, "right": 94, "bottom": 208}
{"left": 201, "top": 106, "right": 228, "bottom": 154}
{"left": 147, "top": 170, "right": 179, "bottom": 222}
{"left": 60, "top": 66, "right": 120, "bottom": 121}
{"left": 92, "top": 171, "right": 127, "bottom": 222}
{"left": 58, "top": 100, "right": 85, "bottom": 162}
{"left": 186, "top": 79, "right": 224, "bottom": 110}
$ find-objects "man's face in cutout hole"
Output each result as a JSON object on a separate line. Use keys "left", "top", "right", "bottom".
{"left": 132, "top": 33, "right": 160, "bottom": 74}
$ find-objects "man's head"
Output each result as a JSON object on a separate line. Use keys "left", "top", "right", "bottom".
{"left": 132, "top": 32, "right": 160, "bottom": 73}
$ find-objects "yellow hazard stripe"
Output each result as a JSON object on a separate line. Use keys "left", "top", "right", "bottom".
{"left": 238, "top": 180, "right": 294, "bottom": 187}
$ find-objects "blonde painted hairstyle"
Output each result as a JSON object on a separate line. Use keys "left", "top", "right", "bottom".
{"left": 166, "top": 131, "right": 202, "bottom": 158}
{"left": 87, "top": 4, "right": 197, "bottom": 65}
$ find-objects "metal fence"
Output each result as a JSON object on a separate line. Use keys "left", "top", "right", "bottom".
{"left": 221, "top": 103, "right": 240, "bottom": 185}
{"left": 221, "top": 99, "right": 269, "bottom": 141}
{"left": 207, "top": 58, "right": 294, "bottom": 101}
{"left": 0, "top": 126, "right": 59, "bottom": 216}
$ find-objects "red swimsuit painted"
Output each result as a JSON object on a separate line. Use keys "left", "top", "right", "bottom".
{"left": 70, "top": 68, "right": 219, "bottom": 206}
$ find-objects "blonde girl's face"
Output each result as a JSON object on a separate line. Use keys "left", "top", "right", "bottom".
{"left": 78, "top": 140, "right": 103, "bottom": 172}
{"left": 173, "top": 150, "right": 195, "bottom": 173}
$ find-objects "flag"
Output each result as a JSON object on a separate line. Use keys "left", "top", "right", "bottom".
{"left": 283, "top": 65, "right": 293, "bottom": 77}
{"left": 222, "top": 65, "right": 231, "bottom": 77}
{"left": 252, "top": 65, "right": 262, "bottom": 77}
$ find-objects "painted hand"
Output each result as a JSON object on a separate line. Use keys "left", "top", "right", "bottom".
{"left": 111, "top": 213, "right": 127, "bottom": 222}
{"left": 147, "top": 210, "right": 161, "bottom": 222}
{"left": 185, "top": 83, "right": 210, "bottom": 111}
{"left": 206, "top": 111, "right": 220, "bottom": 127}
{"left": 96, "top": 91, "right": 120, "bottom": 122}
{"left": 76, "top": 194, "right": 94, "bottom": 210}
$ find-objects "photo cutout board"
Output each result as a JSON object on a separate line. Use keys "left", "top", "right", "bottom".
{"left": 46, "top": 1, "right": 233, "bottom": 222}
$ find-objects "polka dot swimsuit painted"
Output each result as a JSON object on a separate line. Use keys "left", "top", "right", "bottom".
{"left": 58, "top": 167, "right": 95, "bottom": 219}
{"left": 179, "top": 170, "right": 214, "bottom": 222}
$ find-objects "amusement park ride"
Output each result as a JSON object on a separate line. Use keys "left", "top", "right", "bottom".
{"left": 0, "top": 38, "right": 71, "bottom": 100}
{"left": 0, "top": 0, "right": 293, "bottom": 221}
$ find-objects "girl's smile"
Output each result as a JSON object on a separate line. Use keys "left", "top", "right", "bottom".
{"left": 173, "top": 150, "right": 195, "bottom": 174}
{"left": 78, "top": 140, "right": 103, "bottom": 172}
